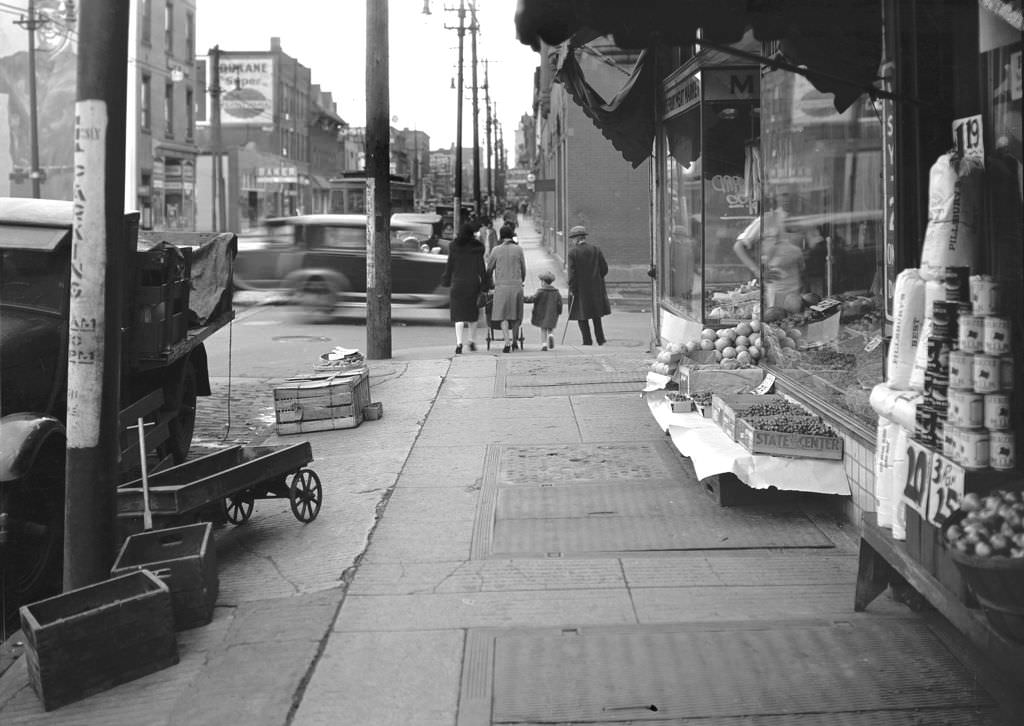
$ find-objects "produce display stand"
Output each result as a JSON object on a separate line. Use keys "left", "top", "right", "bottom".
{"left": 855, "top": 513, "right": 1024, "bottom": 682}
{"left": 644, "top": 390, "right": 850, "bottom": 504}
{"left": 116, "top": 442, "right": 322, "bottom": 534}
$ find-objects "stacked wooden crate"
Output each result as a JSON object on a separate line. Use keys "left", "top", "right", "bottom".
{"left": 274, "top": 370, "right": 372, "bottom": 434}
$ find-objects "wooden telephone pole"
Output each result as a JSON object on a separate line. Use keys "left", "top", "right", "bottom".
{"left": 469, "top": 2, "right": 481, "bottom": 216}
{"left": 64, "top": 0, "right": 130, "bottom": 590}
{"left": 450, "top": 0, "right": 467, "bottom": 232}
{"left": 365, "top": 0, "right": 392, "bottom": 358}
{"left": 484, "top": 66, "right": 493, "bottom": 218}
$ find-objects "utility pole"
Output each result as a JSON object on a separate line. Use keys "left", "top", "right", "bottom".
{"left": 448, "top": 0, "right": 466, "bottom": 232}
{"left": 365, "top": 0, "right": 391, "bottom": 358}
{"left": 64, "top": 0, "right": 130, "bottom": 590}
{"left": 14, "top": 0, "right": 44, "bottom": 197}
{"left": 469, "top": 2, "right": 481, "bottom": 216}
{"left": 209, "top": 45, "right": 226, "bottom": 231}
{"left": 484, "top": 67, "right": 493, "bottom": 218}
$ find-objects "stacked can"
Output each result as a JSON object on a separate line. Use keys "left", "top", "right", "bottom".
{"left": 941, "top": 273, "right": 1015, "bottom": 470}
{"left": 917, "top": 275, "right": 962, "bottom": 447}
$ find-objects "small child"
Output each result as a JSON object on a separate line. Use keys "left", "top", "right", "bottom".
{"left": 528, "top": 271, "right": 563, "bottom": 351}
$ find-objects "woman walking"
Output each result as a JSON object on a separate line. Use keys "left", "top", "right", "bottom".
{"left": 486, "top": 225, "right": 526, "bottom": 352}
{"left": 441, "top": 223, "right": 488, "bottom": 354}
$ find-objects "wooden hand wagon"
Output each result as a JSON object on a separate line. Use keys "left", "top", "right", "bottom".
{"left": 117, "top": 442, "right": 321, "bottom": 536}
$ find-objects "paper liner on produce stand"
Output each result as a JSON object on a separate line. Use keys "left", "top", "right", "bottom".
{"left": 644, "top": 371, "right": 672, "bottom": 391}
{"left": 665, "top": 415, "right": 851, "bottom": 496}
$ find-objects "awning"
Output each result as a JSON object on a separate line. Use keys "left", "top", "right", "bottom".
{"left": 556, "top": 49, "right": 656, "bottom": 168}
{"left": 516, "top": 0, "right": 884, "bottom": 114}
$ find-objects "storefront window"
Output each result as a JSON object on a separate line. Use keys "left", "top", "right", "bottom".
{"left": 759, "top": 70, "right": 885, "bottom": 427}
{"left": 662, "top": 67, "right": 760, "bottom": 324}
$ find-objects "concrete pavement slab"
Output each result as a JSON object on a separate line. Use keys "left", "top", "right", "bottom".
{"left": 630, "top": 583, "right": 869, "bottom": 622}
{"left": 381, "top": 486, "right": 482, "bottom": 521}
{"left": 291, "top": 630, "right": 463, "bottom": 726}
{"left": 398, "top": 444, "right": 488, "bottom": 488}
{"left": 362, "top": 516, "right": 475, "bottom": 562}
{"left": 223, "top": 590, "right": 340, "bottom": 646}
{"left": 166, "top": 639, "right": 320, "bottom": 726}
{"left": 438, "top": 375, "right": 497, "bottom": 398}
{"left": 447, "top": 357, "right": 498, "bottom": 378}
{"left": 620, "top": 552, "right": 860, "bottom": 588}
{"left": 348, "top": 559, "right": 628, "bottom": 596}
{"left": 571, "top": 393, "right": 667, "bottom": 441}
{"left": 334, "top": 588, "right": 638, "bottom": 631}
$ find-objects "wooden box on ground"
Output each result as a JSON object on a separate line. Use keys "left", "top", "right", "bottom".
{"left": 711, "top": 394, "right": 783, "bottom": 440}
{"left": 19, "top": 570, "right": 178, "bottom": 711}
{"left": 905, "top": 509, "right": 971, "bottom": 604}
{"left": 734, "top": 418, "right": 844, "bottom": 460}
{"left": 676, "top": 365, "right": 765, "bottom": 396}
{"left": 699, "top": 473, "right": 797, "bottom": 507}
{"left": 111, "top": 522, "right": 218, "bottom": 630}
{"left": 274, "top": 370, "right": 371, "bottom": 434}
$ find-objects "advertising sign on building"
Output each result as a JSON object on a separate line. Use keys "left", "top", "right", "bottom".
{"left": 215, "top": 55, "right": 275, "bottom": 126}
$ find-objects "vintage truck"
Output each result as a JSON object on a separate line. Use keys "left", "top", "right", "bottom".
{"left": 0, "top": 198, "right": 235, "bottom": 620}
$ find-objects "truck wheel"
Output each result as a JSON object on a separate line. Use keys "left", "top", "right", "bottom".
{"left": 165, "top": 360, "right": 198, "bottom": 464}
{"left": 2, "top": 447, "right": 64, "bottom": 621}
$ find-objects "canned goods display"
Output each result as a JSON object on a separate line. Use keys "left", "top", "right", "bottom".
{"left": 932, "top": 299, "right": 952, "bottom": 339}
{"left": 958, "top": 314, "right": 984, "bottom": 353}
{"left": 990, "top": 430, "right": 1016, "bottom": 470}
{"left": 941, "top": 424, "right": 958, "bottom": 459}
{"left": 983, "top": 316, "right": 1011, "bottom": 356}
{"left": 945, "top": 266, "right": 970, "bottom": 302}
{"left": 984, "top": 393, "right": 1012, "bottom": 430}
{"left": 948, "top": 350, "right": 974, "bottom": 389}
{"left": 970, "top": 275, "right": 1001, "bottom": 316}
{"left": 915, "top": 408, "right": 938, "bottom": 446}
{"left": 973, "top": 353, "right": 1001, "bottom": 393}
{"left": 948, "top": 389, "right": 984, "bottom": 427}
{"left": 954, "top": 427, "right": 990, "bottom": 470}
{"left": 926, "top": 336, "right": 951, "bottom": 377}
{"left": 1000, "top": 357, "right": 1014, "bottom": 391}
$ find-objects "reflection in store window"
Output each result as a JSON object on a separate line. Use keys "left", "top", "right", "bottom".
{"left": 759, "top": 71, "right": 885, "bottom": 427}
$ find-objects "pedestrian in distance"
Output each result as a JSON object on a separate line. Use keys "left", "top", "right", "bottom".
{"left": 566, "top": 225, "right": 611, "bottom": 345}
{"left": 526, "top": 270, "right": 563, "bottom": 351}
{"left": 440, "top": 223, "right": 489, "bottom": 354}
{"left": 486, "top": 224, "right": 526, "bottom": 353}
{"left": 477, "top": 215, "right": 499, "bottom": 258}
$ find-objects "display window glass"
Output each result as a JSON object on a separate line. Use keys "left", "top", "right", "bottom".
{"left": 662, "top": 78, "right": 759, "bottom": 325}
{"left": 758, "top": 70, "right": 885, "bottom": 427}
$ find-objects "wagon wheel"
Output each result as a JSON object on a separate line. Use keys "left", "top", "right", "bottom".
{"left": 223, "top": 490, "right": 255, "bottom": 524}
{"left": 289, "top": 469, "right": 322, "bottom": 522}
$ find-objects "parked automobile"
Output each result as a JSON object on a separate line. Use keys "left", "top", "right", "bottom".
{"left": 234, "top": 213, "right": 450, "bottom": 311}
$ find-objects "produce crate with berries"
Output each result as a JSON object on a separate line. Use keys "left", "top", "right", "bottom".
{"left": 735, "top": 414, "right": 844, "bottom": 460}
{"left": 710, "top": 394, "right": 785, "bottom": 440}
{"left": 665, "top": 390, "right": 714, "bottom": 415}
{"left": 944, "top": 490, "right": 1024, "bottom": 643}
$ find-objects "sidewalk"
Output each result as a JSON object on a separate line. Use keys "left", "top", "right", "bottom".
{"left": 1, "top": 231, "right": 1022, "bottom": 724}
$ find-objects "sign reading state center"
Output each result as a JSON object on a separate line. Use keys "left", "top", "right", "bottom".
{"left": 216, "top": 56, "right": 275, "bottom": 126}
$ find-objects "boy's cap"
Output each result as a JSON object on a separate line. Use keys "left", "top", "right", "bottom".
{"left": 538, "top": 271, "right": 555, "bottom": 283}
{"left": 568, "top": 225, "right": 588, "bottom": 238}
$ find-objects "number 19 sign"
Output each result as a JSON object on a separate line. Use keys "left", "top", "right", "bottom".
{"left": 952, "top": 114, "right": 984, "bottom": 166}
{"left": 902, "top": 438, "right": 966, "bottom": 527}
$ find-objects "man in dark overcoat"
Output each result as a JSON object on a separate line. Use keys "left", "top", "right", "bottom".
{"left": 566, "top": 225, "right": 611, "bottom": 345}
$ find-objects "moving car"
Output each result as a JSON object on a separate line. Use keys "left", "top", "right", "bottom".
{"left": 234, "top": 213, "right": 449, "bottom": 311}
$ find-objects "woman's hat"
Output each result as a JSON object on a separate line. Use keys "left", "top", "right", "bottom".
{"left": 568, "top": 225, "right": 588, "bottom": 238}
{"left": 499, "top": 226, "right": 516, "bottom": 240}
{"left": 538, "top": 271, "right": 555, "bottom": 283}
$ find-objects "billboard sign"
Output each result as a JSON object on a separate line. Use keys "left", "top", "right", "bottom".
{"left": 216, "top": 55, "right": 275, "bottom": 126}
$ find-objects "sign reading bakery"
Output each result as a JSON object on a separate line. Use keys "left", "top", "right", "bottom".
{"left": 216, "top": 55, "right": 275, "bottom": 126}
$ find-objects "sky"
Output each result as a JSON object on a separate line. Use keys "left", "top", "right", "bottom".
{"left": 195, "top": 0, "right": 540, "bottom": 151}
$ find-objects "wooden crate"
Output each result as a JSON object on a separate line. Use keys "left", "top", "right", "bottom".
{"left": 906, "top": 509, "right": 972, "bottom": 605}
{"left": 710, "top": 394, "right": 783, "bottom": 440}
{"left": 111, "top": 522, "right": 218, "bottom": 631}
{"left": 128, "top": 246, "right": 191, "bottom": 361}
{"left": 274, "top": 370, "right": 371, "bottom": 434}
{"left": 735, "top": 418, "right": 844, "bottom": 460}
{"left": 19, "top": 570, "right": 178, "bottom": 711}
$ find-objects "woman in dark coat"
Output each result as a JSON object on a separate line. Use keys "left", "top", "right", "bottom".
{"left": 566, "top": 225, "right": 611, "bottom": 345}
{"left": 441, "top": 223, "right": 488, "bottom": 354}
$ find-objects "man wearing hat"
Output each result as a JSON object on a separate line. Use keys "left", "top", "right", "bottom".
{"left": 566, "top": 225, "right": 611, "bottom": 346}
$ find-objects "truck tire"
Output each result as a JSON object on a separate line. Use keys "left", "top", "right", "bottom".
{"left": 2, "top": 439, "right": 65, "bottom": 621}
{"left": 164, "top": 359, "right": 198, "bottom": 464}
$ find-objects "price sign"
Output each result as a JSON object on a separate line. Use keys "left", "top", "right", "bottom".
{"left": 901, "top": 439, "right": 965, "bottom": 526}
{"left": 925, "top": 452, "right": 964, "bottom": 526}
{"left": 751, "top": 372, "right": 776, "bottom": 395}
{"left": 952, "top": 114, "right": 984, "bottom": 166}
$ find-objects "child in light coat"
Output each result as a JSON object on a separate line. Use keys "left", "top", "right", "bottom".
{"left": 527, "top": 271, "right": 563, "bottom": 351}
